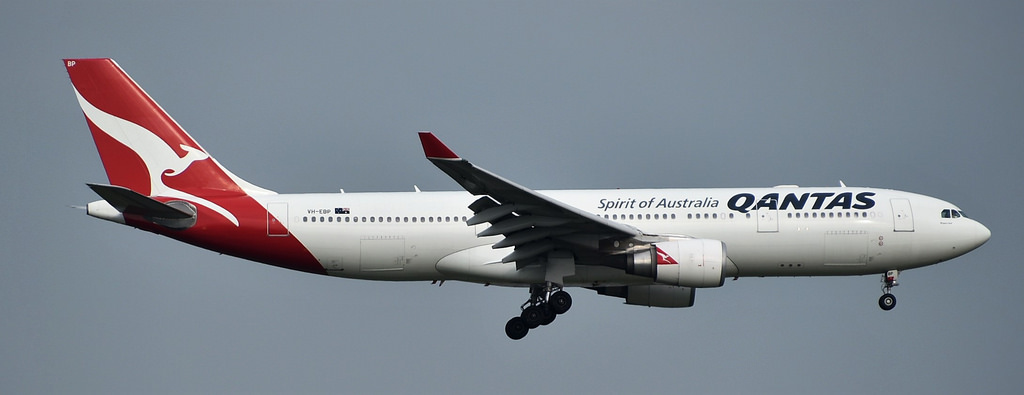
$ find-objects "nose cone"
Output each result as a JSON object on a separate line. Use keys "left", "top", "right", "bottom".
{"left": 963, "top": 220, "right": 991, "bottom": 253}
{"left": 974, "top": 221, "right": 992, "bottom": 248}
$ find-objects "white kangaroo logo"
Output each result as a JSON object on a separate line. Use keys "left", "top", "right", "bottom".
{"left": 164, "top": 145, "right": 209, "bottom": 176}
{"left": 656, "top": 248, "right": 678, "bottom": 265}
{"left": 74, "top": 89, "right": 240, "bottom": 226}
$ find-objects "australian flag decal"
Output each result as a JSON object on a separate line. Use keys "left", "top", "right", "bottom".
{"left": 335, "top": 207, "right": 350, "bottom": 215}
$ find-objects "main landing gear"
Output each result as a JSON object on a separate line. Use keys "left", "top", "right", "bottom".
{"left": 505, "top": 283, "right": 572, "bottom": 340}
{"left": 878, "top": 269, "right": 899, "bottom": 311}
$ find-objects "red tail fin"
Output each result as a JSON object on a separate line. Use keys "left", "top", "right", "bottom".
{"left": 63, "top": 58, "right": 271, "bottom": 198}
{"left": 66, "top": 59, "right": 325, "bottom": 274}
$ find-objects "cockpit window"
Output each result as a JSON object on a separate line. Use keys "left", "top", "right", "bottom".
{"left": 941, "top": 209, "right": 968, "bottom": 219}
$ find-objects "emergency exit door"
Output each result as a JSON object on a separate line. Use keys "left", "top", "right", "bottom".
{"left": 891, "top": 198, "right": 914, "bottom": 232}
{"left": 267, "top": 202, "right": 289, "bottom": 236}
{"left": 757, "top": 207, "right": 778, "bottom": 233}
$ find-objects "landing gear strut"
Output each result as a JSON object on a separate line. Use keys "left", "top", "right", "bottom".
{"left": 878, "top": 269, "right": 898, "bottom": 311}
{"left": 505, "top": 282, "right": 572, "bottom": 340}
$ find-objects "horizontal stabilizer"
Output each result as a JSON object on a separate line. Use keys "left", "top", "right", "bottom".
{"left": 87, "top": 183, "right": 194, "bottom": 219}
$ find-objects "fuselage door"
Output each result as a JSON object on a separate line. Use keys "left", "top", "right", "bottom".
{"left": 891, "top": 198, "right": 914, "bottom": 232}
{"left": 757, "top": 207, "right": 779, "bottom": 233}
{"left": 267, "top": 202, "right": 289, "bottom": 236}
{"left": 360, "top": 237, "right": 406, "bottom": 272}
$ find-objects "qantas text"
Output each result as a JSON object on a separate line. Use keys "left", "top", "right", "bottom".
{"left": 727, "top": 192, "right": 876, "bottom": 213}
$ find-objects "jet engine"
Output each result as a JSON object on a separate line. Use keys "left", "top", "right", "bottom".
{"left": 593, "top": 284, "right": 696, "bottom": 308}
{"left": 625, "top": 238, "right": 726, "bottom": 288}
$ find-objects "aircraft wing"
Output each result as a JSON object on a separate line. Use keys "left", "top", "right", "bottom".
{"left": 419, "top": 132, "right": 642, "bottom": 267}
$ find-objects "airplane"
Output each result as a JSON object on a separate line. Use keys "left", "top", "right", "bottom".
{"left": 64, "top": 58, "right": 991, "bottom": 340}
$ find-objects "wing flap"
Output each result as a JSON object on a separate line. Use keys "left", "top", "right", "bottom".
{"left": 503, "top": 240, "right": 556, "bottom": 263}
{"left": 477, "top": 215, "right": 571, "bottom": 237}
{"left": 467, "top": 204, "right": 536, "bottom": 226}
{"left": 493, "top": 227, "right": 572, "bottom": 249}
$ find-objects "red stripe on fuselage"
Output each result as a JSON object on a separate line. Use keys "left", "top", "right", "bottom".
{"left": 129, "top": 195, "right": 325, "bottom": 275}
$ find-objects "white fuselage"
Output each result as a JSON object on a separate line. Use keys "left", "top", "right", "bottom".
{"left": 252, "top": 186, "right": 990, "bottom": 287}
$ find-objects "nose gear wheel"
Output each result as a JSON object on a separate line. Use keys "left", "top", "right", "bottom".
{"left": 878, "top": 270, "right": 899, "bottom": 311}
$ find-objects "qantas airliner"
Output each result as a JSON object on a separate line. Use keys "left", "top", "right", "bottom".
{"left": 65, "top": 58, "right": 990, "bottom": 339}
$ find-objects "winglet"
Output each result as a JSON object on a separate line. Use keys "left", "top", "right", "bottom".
{"left": 418, "top": 131, "right": 460, "bottom": 160}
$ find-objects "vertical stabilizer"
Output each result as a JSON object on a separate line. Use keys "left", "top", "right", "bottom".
{"left": 65, "top": 59, "right": 325, "bottom": 275}
{"left": 63, "top": 58, "right": 273, "bottom": 198}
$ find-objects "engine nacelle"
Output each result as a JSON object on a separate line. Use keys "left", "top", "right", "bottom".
{"left": 594, "top": 285, "right": 695, "bottom": 308}
{"left": 625, "top": 238, "right": 726, "bottom": 288}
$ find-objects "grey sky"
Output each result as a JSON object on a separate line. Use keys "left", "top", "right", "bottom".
{"left": 2, "top": 1, "right": 1021, "bottom": 393}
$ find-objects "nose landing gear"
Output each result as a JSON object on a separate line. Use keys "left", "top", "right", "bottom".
{"left": 504, "top": 283, "right": 572, "bottom": 340}
{"left": 878, "top": 269, "right": 898, "bottom": 311}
